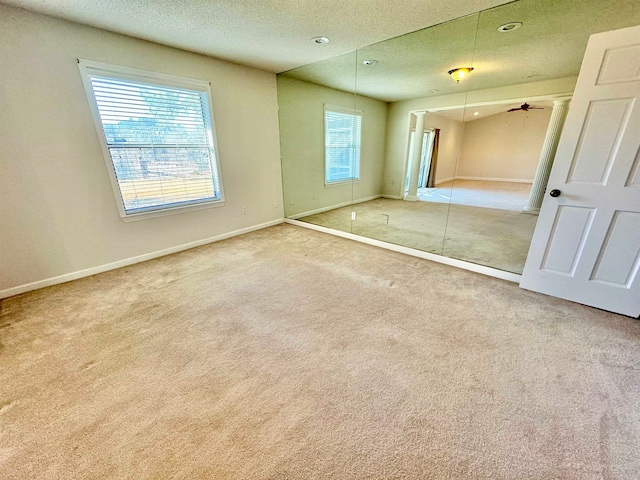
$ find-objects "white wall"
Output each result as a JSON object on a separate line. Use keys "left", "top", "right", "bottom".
{"left": 277, "top": 76, "right": 388, "bottom": 217}
{"left": 0, "top": 5, "right": 284, "bottom": 296}
{"left": 456, "top": 109, "right": 552, "bottom": 181}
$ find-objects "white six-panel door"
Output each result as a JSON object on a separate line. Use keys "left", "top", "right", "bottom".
{"left": 520, "top": 24, "right": 640, "bottom": 317}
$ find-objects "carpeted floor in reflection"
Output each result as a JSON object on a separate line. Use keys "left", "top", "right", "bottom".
{"left": 301, "top": 197, "right": 538, "bottom": 274}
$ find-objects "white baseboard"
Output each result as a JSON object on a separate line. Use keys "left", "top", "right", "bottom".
{"left": 284, "top": 219, "right": 521, "bottom": 283}
{"left": 289, "top": 195, "right": 381, "bottom": 219}
{"left": 434, "top": 177, "right": 455, "bottom": 185}
{"left": 0, "top": 219, "right": 284, "bottom": 300}
{"left": 454, "top": 176, "right": 533, "bottom": 184}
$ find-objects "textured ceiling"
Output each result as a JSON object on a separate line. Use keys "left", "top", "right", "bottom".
{"left": 0, "top": 0, "right": 514, "bottom": 73}
{"left": 282, "top": 0, "right": 640, "bottom": 102}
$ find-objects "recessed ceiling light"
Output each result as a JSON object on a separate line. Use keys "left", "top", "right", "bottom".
{"left": 429, "top": 89, "right": 440, "bottom": 93}
{"left": 362, "top": 60, "right": 378, "bottom": 66}
{"left": 311, "top": 36, "right": 330, "bottom": 44}
{"left": 497, "top": 22, "right": 522, "bottom": 32}
{"left": 474, "top": 111, "right": 479, "bottom": 116}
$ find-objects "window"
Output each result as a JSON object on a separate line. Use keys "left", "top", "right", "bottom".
{"left": 324, "top": 106, "right": 361, "bottom": 184}
{"left": 79, "top": 60, "right": 224, "bottom": 220}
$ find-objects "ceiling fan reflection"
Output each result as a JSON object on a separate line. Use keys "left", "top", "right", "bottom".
{"left": 507, "top": 102, "right": 544, "bottom": 112}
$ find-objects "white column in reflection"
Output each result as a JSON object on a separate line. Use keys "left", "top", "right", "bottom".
{"left": 405, "top": 111, "right": 427, "bottom": 201}
{"left": 524, "top": 98, "right": 571, "bottom": 214}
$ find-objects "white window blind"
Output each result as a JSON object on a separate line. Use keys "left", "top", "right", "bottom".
{"left": 324, "top": 108, "right": 361, "bottom": 184}
{"left": 79, "top": 61, "right": 223, "bottom": 218}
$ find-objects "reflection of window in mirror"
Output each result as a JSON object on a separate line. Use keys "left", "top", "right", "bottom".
{"left": 324, "top": 105, "right": 362, "bottom": 185}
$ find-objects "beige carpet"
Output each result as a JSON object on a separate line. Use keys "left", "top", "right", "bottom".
{"left": 301, "top": 198, "right": 538, "bottom": 274}
{"left": 1, "top": 224, "right": 639, "bottom": 479}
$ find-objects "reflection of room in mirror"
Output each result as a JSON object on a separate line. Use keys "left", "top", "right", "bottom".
{"left": 277, "top": 0, "right": 640, "bottom": 275}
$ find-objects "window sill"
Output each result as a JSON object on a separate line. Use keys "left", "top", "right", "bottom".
{"left": 324, "top": 179, "right": 361, "bottom": 188}
{"left": 120, "top": 199, "right": 225, "bottom": 222}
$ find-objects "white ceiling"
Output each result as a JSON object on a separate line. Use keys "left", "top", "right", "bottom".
{"left": 282, "top": 0, "right": 640, "bottom": 101}
{"left": 1, "top": 0, "right": 514, "bottom": 73}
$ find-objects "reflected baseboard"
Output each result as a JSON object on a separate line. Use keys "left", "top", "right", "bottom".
{"left": 284, "top": 218, "right": 522, "bottom": 284}
{"left": 454, "top": 176, "right": 534, "bottom": 184}
{"left": 435, "top": 177, "right": 455, "bottom": 185}
{"left": 288, "top": 195, "right": 382, "bottom": 220}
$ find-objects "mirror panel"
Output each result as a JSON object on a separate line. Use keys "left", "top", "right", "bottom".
{"left": 348, "top": 13, "right": 480, "bottom": 254}
{"left": 340, "top": 14, "right": 480, "bottom": 254}
{"left": 441, "top": 0, "right": 640, "bottom": 274}
{"left": 441, "top": 101, "right": 544, "bottom": 273}
{"left": 277, "top": 50, "right": 357, "bottom": 233}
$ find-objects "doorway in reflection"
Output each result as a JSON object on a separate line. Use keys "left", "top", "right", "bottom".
{"left": 405, "top": 129, "right": 433, "bottom": 194}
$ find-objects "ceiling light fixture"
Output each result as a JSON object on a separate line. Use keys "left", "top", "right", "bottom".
{"left": 473, "top": 111, "right": 479, "bottom": 116}
{"left": 362, "top": 60, "right": 378, "bottom": 66}
{"left": 448, "top": 67, "right": 474, "bottom": 83}
{"left": 497, "top": 22, "right": 522, "bottom": 32}
{"left": 311, "top": 36, "right": 330, "bottom": 44}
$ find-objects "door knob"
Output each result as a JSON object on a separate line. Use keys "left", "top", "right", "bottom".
{"left": 549, "top": 189, "right": 561, "bottom": 197}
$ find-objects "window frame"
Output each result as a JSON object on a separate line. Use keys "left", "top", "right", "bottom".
{"left": 78, "top": 59, "right": 225, "bottom": 222}
{"left": 323, "top": 104, "right": 362, "bottom": 186}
